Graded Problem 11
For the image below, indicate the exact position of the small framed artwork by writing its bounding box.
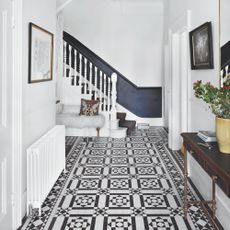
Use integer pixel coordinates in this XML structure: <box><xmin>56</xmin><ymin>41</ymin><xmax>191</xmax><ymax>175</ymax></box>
<box><xmin>189</xmin><ymin>22</ymin><xmax>214</xmax><ymax>70</ymax></box>
<box><xmin>29</xmin><ymin>23</ymin><xmax>54</xmax><ymax>83</ymax></box>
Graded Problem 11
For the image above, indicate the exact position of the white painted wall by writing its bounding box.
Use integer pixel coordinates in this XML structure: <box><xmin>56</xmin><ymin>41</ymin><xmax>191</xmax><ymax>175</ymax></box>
<box><xmin>167</xmin><ymin>1</ymin><xmax>229</xmax><ymax>229</ymax></box>
<box><xmin>168</xmin><ymin>0</ymin><xmax>219</xmax><ymax>132</ymax></box>
<box><xmin>21</xmin><ymin>0</ymin><xmax>57</xmax><ymax>218</ymax></box>
<box><xmin>187</xmin><ymin>0</ymin><xmax>219</xmax><ymax>133</ymax></box>
<box><xmin>62</xmin><ymin>0</ymin><xmax>164</xmax><ymax>87</ymax></box>
<box><xmin>56</xmin><ymin>12</ymin><xmax>64</xmax><ymax>101</ymax></box>
<box><xmin>220</xmin><ymin>0</ymin><xmax>230</xmax><ymax>46</ymax></box>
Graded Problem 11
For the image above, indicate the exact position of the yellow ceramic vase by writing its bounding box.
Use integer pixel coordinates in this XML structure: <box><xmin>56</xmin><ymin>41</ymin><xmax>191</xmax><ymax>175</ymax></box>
<box><xmin>216</xmin><ymin>117</ymin><xmax>230</xmax><ymax>154</ymax></box>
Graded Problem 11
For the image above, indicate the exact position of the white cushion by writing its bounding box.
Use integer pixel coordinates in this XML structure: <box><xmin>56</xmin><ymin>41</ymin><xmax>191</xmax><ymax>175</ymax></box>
<box><xmin>62</xmin><ymin>104</ymin><xmax>80</xmax><ymax>114</ymax></box>
<box><xmin>57</xmin><ymin>113</ymin><xmax>105</xmax><ymax>128</ymax></box>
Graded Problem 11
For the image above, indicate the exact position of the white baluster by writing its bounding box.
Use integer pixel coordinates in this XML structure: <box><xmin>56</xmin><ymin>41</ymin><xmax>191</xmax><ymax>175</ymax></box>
<box><xmin>103</xmin><ymin>73</ymin><xmax>106</xmax><ymax>111</ymax></box>
<box><xmin>63</xmin><ymin>41</ymin><xmax>67</xmax><ymax>77</ymax></box>
<box><xmin>84</xmin><ymin>58</ymin><xmax>87</xmax><ymax>95</ymax></box>
<box><xmin>68</xmin><ymin>44</ymin><xmax>72</xmax><ymax>77</ymax></box>
<box><xmin>74</xmin><ymin>49</ymin><xmax>77</xmax><ymax>85</ymax></box>
<box><xmin>221</xmin><ymin>69</ymin><xmax>224</xmax><ymax>87</ymax></box>
<box><xmin>94</xmin><ymin>66</ymin><xmax>98</xmax><ymax>100</ymax></box>
<box><xmin>225</xmin><ymin>65</ymin><xmax>229</xmax><ymax>77</ymax></box>
<box><xmin>89</xmin><ymin>62</ymin><xmax>92</xmax><ymax>97</ymax></box>
<box><xmin>111</xmin><ymin>73</ymin><xmax>117</xmax><ymax>121</ymax></box>
<box><xmin>99</xmin><ymin>70</ymin><xmax>103</xmax><ymax>111</ymax></box>
<box><xmin>79</xmin><ymin>54</ymin><xmax>82</xmax><ymax>89</ymax></box>
<box><xmin>108</xmin><ymin>77</ymin><xmax>111</xmax><ymax>112</ymax></box>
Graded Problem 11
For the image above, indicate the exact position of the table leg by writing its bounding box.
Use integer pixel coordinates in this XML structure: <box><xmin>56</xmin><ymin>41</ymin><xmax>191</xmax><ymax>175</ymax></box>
<box><xmin>212</xmin><ymin>175</ymin><xmax>217</xmax><ymax>219</ymax></box>
<box><xmin>182</xmin><ymin>143</ymin><xmax>188</xmax><ymax>219</ymax></box>
<box><xmin>96</xmin><ymin>127</ymin><xmax>100</xmax><ymax>137</ymax></box>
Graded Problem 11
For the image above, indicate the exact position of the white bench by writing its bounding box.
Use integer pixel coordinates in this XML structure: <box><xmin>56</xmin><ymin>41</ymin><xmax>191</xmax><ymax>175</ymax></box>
<box><xmin>56</xmin><ymin>104</ymin><xmax>105</xmax><ymax>137</ymax></box>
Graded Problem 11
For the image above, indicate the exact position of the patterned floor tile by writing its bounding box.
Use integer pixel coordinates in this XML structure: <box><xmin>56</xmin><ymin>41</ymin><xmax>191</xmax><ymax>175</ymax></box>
<box><xmin>21</xmin><ymin>128</ymin><xmax>221</xmax><ymax>230</ymax></box>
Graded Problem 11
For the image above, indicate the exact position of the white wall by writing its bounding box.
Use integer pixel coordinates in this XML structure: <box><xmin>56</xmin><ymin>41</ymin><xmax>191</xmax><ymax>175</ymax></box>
<box><xmin>167</xmin><ymin>1</ymin><xmax>230</xmax><ymax>229</ymax></box>
<box><xmin>168</xmin><ymin>0</ymin><xmax>219</xmax><ymax>132</ymax></box>
<box><xmin>187</xmin><ymin>0</ymin><xmax>219</xmax><ymax>132</ymax></box>
<box><xmin>220</xmin><ymin>0</ymin><xmax>230</xmax><ymax>46</ymax></box>
<box><xmin>62</xmin><ymin>0</ymin><xmax>164</xmax><ymax>87</ymax></box>
<box><xmin>21</xmin><ymin>0</ymin><xmax>57</xmax><ymax>218</ymax></box>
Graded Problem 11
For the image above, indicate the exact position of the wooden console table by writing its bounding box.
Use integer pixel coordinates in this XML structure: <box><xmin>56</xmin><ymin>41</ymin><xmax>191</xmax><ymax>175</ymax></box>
<box><xmin>181</xmin><ymin>133</ymin><xmax>230</xmax><ymax>219</ymax></box>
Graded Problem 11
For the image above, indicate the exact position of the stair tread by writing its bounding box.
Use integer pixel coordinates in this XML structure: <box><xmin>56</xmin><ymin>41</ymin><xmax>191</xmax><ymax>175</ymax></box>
<box><xmin>120</xmin><ymin>120</ymin><xmax>136</xmax><ymax>126</ymax></box>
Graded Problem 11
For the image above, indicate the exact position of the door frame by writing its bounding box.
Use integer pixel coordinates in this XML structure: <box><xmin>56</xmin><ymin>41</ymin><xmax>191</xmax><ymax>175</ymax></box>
<box><xmin>168</xmin><ymin>10</ymin><xmax>191</xmax><ymax>150</ymax></box>
<box><xmin>12</xmin><ymin>0</ymin><xmax>23</xmax><ymax>228</ymax></box>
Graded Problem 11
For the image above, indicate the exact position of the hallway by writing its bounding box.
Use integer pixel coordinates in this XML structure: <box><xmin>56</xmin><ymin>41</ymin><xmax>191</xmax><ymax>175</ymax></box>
<box><xmin>21</xmin><ymin>127</ymin><xmax>217</xmax><ymax>230</ymax></box>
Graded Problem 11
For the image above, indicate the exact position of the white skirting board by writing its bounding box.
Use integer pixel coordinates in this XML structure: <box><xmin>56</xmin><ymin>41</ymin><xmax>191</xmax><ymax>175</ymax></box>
<box><xmin>137</xmin><ymin>123</ymin><xmax>150</xmax><ymax>129</ymax></box>
<box><xmin>116</xmin><ymin>103</ymin><xmax>164</xmax><ymax>126</ymax></box>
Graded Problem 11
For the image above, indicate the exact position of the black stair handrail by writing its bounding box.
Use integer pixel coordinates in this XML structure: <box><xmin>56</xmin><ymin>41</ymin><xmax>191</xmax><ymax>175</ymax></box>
<box><xmin>221</xmin><ymin>41</ymin><xmax>230</xmax><ymax>69</ymax></box>
<box><xmin>64</xmin><ymin>31</ymin><xmax>158</xmax><ymax>90</ymax></box>
<box><xmin>63</xmin><ymin>31</ymin><xmax>162</xmax><ymax>118</ymax></box>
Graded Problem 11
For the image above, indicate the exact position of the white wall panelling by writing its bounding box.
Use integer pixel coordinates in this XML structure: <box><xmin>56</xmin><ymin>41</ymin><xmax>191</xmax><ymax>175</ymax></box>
<box><xmin>0</xmin><ymin>0</ymin><xmax>19</xmax><ymax>228</ymax></box>
<box><xmin>12</xmin><ymin>0</ymin><xmax>23</xmax><ymax>227</ymax></box>
<box><xmin>0</xmin><ymin>158</ymin><xmax>7</xmax><ymax>219</ymax></box>
<box><xmin>163</xmin><ymin>45</ymin><xmax>169</xmax><ymax>128</ymax></box>
<box><xmin>0</xmin><ymin>10</ymin><xmax>7</xmax><ymax>127</ymax></box>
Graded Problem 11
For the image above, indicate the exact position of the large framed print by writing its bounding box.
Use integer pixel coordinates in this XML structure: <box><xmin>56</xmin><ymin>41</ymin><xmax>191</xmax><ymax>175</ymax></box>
<box><xmin>189</xmin><ymin>22</ymin><xmax>214</xmax><ymax>70</ymax></box>
<box><xmin>29</xmin><ymin>23</ymin><xmax>54</xmax><ymax>83</ymax></box>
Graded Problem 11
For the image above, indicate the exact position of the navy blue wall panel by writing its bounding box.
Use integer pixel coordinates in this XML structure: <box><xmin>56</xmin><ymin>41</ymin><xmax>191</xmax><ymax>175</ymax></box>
<box><xmin>64</xmin><ymin>32</ymin><xmax>162</xmax><ymax>118</ymax></box>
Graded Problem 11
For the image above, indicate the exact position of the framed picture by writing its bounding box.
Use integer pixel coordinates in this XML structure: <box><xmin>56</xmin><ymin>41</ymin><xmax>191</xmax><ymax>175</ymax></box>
<box><xmin>189</xmin><ymin>22</ymin><xmax>214</xmax><ymax>70</ymax></box>
<box><xmin>29</xmin><ymin>23</ymin><xmax>54</xmax><ymax>83</ymax></box>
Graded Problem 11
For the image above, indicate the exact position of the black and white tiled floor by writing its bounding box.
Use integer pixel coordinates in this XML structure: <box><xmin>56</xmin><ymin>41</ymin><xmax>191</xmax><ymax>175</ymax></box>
<box><xmin>21</xmin><ymin>127</ymin><xmax>221</xmax><ymax>230</ymax></box>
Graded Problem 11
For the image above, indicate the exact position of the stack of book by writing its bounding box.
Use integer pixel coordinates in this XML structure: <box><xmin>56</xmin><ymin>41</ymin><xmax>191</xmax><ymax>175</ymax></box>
<box><xmin>197</xmin><ymin>130</ymin><xmax>216</xmax><ymax>142</ymax></box>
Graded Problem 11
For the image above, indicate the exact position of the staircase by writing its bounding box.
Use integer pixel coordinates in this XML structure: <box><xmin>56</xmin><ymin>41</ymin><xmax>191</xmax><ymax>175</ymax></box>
<box><xmin>62</xmin><ymin>37</ymin><xmax>128</xmax><ymax>137</ymax></box>
<box><xmin>117</xmin><ymin>112</ymin><xmax>136</xmax><ymax>135</ymax></box>
<box><xmin>61</xmin><ymin>32</ymin><xmax>163</xmax><ymax>137</ymax></box>
<box><xmin>63</xmin><ymin>32</ymin><xmax>162</xmax><ymax>118</ymax></box>
<box><xmin>221</xmin><ymin>41</ymin><xmax>230</xmax><ymax>87</ymax></box>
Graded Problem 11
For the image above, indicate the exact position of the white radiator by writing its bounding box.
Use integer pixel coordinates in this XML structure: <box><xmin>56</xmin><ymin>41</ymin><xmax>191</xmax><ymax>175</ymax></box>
<box><xmin>27</xmin><ymin>125</ymin><xmax>65</xmax><ymax>216</ymax></box>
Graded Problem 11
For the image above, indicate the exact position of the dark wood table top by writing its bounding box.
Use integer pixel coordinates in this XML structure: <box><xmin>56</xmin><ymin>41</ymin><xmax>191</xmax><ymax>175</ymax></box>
<box><xmin>181</xmin><ymin>132</ymin><xmax>230</xmax><ymax>197</ymax></box>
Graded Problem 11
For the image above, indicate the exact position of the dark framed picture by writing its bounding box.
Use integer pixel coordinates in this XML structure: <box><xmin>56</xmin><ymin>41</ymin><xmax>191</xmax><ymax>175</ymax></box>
<box><xmin>29</xmin><ymin>23</ymin><xmax>54</xmax><ymax>83</ymax></box>
<box><xmin>189</xmin><ymin>22</ymin><xmax>214</xmax><ymax>70</ymax></box>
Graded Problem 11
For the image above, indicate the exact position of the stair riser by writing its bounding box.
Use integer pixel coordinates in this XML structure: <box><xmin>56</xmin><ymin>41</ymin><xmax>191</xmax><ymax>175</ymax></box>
<box><xmin>110</xmin><ymin>119</ymin><xmax>119</xmax><ymax>129</ymax></box>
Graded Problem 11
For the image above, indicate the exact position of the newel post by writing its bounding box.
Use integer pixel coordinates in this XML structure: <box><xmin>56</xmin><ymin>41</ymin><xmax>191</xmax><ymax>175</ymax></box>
<box><xmin>111</xmin><ymin>73</ymin><xmax>117</xmax><ymax>121</ymax></box>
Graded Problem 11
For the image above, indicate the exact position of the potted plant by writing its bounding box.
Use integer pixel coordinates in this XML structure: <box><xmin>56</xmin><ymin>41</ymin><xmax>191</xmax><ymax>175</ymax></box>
<box><xmin>193</xmin><ymin>78</ymin><xmax>230</xmax><ymax>154</ymax></box>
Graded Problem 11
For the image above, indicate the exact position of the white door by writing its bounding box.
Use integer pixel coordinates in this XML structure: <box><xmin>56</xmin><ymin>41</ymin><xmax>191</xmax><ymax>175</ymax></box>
<box><xmin>0</xmin><ymin>0</ymin><xmax>13</xmax><ymax>229</ymax></box>
<box><xmin>168</xmin><ymin>31</ymin><xmax>189</xmax><ymax>150</ymax></box>
<box><xmin>167</xmin><ymin>11</ymin><xmax>190</xmax><ymax>151</ymax></box>
<box><xmin>169</xmin><ymin>33</ymin><xmax>181</xmax><ymax>150</ymax></box>
<box><xmin>180</xmin><ymin>31</ymin><xmax>188</xmax><ymax>133</ymax></box>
